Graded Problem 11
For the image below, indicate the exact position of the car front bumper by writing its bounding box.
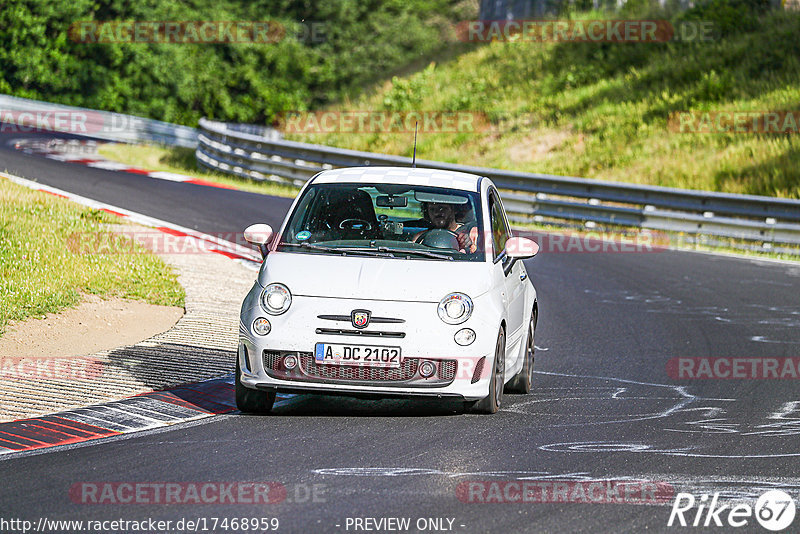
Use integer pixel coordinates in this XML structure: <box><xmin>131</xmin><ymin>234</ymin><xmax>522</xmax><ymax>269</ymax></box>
<box><xmin>238</xmin><ymin>285</ymin><xmax>501</xmax><ymax>401</ymax></box>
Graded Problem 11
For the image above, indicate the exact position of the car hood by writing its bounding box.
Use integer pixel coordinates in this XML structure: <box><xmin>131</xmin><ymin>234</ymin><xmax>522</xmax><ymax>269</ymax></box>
<box><xmin>257</xmin><ymin>251</ymin><xmax>490</xmax><ymax>302</ymax></box>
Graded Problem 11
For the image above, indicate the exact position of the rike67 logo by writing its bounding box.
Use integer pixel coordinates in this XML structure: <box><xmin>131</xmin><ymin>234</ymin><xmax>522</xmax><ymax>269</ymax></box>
<box><xmin>668</xmin><ymin>490</ymin><xmax>796</xmax><ymax>531</ymax></box>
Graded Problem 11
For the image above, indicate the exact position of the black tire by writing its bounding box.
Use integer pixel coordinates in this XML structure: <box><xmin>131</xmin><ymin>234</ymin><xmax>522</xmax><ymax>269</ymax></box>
<box><xmin>469</xmin><ymin>329</ymin><xmax>505</xmax><ymax>414</ymax></box>
<box><xmin>506</xmin><ymin>307</ymin><xmax>536</xmax><ymax>394</ymax></box>
<box><xmin>235</xmin><ymin>355</ymin><xmax>276</xmax><ymax>414</ymax></box>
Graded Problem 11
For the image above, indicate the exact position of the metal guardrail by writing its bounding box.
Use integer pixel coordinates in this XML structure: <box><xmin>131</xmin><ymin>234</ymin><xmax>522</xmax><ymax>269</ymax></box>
<box><xmin>196</xmin><ymin>117</ymin><xmax>800</xmax><ymax>249</ymax></box>
<box><xmin>0</xmin><ymin>94</ymin><xmax>197</xmax><ymax>148</ymax></box>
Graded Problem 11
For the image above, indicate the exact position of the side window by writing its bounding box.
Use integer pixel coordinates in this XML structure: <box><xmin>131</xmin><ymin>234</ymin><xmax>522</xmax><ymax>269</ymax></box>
<box><xmin>489</xmin><ymin>191</ymin><xmax>510</xmax><ymax>260</ymax></box>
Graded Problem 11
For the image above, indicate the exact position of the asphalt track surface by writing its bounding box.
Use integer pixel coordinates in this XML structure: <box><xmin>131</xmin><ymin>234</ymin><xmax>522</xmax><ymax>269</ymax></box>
<box><xmin>2</xmin><ymin>130</ymin><xmax>800</xmax><ymax>533</ymax></box>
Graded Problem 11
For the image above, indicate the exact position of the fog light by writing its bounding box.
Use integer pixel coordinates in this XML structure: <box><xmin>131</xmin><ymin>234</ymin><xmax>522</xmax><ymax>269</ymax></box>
<box><xmin>283</xmin><ymin>354</ymin><xmax>298</xmax><ymax>370</ymax></box>
<box><xmin>252</xmin><ymin>317</ymin><xmax>271</xmax><ymax>336</ymax></box>
<box><xmin>419</xmin><ymin>360</ymin><xmax>437</xmax><ymax>378</ymax></box>
<box><xmin>454</xmin><ymin>328</ymin><xmax>476</xmax><ymax>346</ymax></box>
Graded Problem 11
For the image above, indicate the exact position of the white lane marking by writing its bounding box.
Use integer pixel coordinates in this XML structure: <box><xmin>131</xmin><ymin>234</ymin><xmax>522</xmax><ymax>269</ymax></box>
<box><xmin>766</xmin><ymin>401</ymin><xmax>800</xmax><ymax>421</ymax></box>
<box><xmin>751</xmin><ymin>335</ymin><xmax>800</xmax><ymax>344</ymax></box>
<box><xmin>528</xmin><ymin>373</ymin><xmax>800</xmax><ymax>456</ymax></box>
<box><xmin>519</xmin><ymin>370</ymin><xmax>697</xmax><ymax>426</ymax></box>
<box><xmin>611</xmin><ymin>388</ymin><xmax>627</xmax><ymax>399</ymax></box>
<box><xmin>671</xmin><ymin>245</ymin><xmax>800</xmax><ymax>267</ymax></box>
<box><xmin>43</xmin><ymin>153</ymin><xmax>96</xmax><ymax>162</ymax></box>
<box><xmin>741</xmin><ymin>401</ymin><xmax>800</xmax><ymax>437</ymax></box>
<box><xmin>148</xmin><ymin>171</ymin><xmax>193</xmax><ymax>182</ymax></box>
<box><xmin>539</xmin><ymin>440</ymin><xmax>800</xmax><ymax>458</ymax></box>
<box><xmin>314</xmin><ymin>468</ymin><xmax>445</xmax><ymax>477</ymax></box>
<box><xmin>663</xmin><ymin>419</ymin><xmax>740</xmax><ymax>434</ymax></box>
<box><xmin>309</xmin><ymin>467</ymin><xmax>800</xmax><ymax>503</ymax></box>
<box><xmin>86</xmin><ymin>161</ymin><xmax>132</xmax><ymax>170</ymax></box>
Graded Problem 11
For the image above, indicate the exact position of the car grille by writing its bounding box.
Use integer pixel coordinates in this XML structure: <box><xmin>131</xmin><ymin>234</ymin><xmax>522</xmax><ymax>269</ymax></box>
<box><xmin>263</xmin><ymin>350</ymin><xmax>456</xmax><ymax>387</ymax></box>
<box><xmin>471</xmin><ymin>356</ymin><xmax>486</xmax><ymax>384</ymax></box>
<box><xmin>314</xmin><ymin>328</ymin><xmax>405</xmax><ymax>338</ymax></box>
<box><xmin>315</xmin><ymin>314</ymin><xmax>406</xmax><ymax>338</ymax></box>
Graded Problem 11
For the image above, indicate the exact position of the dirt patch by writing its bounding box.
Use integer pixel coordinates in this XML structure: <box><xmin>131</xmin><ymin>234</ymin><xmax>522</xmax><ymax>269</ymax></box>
<box><xmin>507</xmin><ymin>130</ymin><xmax>574</xmax><ymax>164</ymax></box>
<box><xmin>0</xmin><ymin>294</ymin><xmax>184</xmax><ymax>358</ymax></box>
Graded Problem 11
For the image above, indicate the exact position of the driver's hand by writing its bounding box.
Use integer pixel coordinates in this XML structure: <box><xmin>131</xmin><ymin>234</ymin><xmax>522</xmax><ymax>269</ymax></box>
<box><xmin>457</xmin><ymin>228</ymin><xmax>478</xmax><ymax>253</ymax></box>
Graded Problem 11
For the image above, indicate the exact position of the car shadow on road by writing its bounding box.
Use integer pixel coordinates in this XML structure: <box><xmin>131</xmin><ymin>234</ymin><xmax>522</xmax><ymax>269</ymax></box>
<box><xmin>103</xmin><ymin>341</ymin><xmax>234</xmax><ymax>395</ymax></box>
<box><xmin>104</xmin><ymin>341</ymin><xmax>468</xmax><ymax>417</ymax></box>
<box><xmin>265</xmin><ymin>394</ymin><xmax>467</xmax><ymax>418</ymax></box>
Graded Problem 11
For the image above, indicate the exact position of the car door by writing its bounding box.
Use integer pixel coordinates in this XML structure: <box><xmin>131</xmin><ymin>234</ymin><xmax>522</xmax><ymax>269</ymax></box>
<box><xmin>488</xmin><ymin>189</ymin><xmax>525</xmax><ymax>361</ymax></box>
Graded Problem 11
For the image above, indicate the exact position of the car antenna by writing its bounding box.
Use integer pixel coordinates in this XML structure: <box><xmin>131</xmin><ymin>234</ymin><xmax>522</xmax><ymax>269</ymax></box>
<box><xmin>412</xmin><ymin>121</ymin><xmax>418</xmax><ymax>168</ymax></box>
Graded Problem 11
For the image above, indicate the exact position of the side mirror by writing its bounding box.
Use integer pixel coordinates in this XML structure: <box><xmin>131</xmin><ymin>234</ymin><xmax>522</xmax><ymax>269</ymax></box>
<box><xmin>506</xmin><ymin>236</ymin><xmax>539</xmax><ymax>259</ymax></box>
<box><xmin>501</xmin><ymin>237</ymin><xmax>539</xmax><ymax>276</ymax></box>
<box><xmin>243</xmin><ymin>224</ymin><xmax>274</xmax><ymax>258</ymax></box>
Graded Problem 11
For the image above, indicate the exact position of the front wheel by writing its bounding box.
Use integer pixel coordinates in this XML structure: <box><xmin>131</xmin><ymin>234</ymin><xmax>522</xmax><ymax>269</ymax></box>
<box><xmin>468</xmin><ymin>329</ymin><xmax>505</xmax><ymax>414</ymax></box>
<box><xmin>506</xmin><ymin>307</ymin><xmax>536</xmax><ymax>394</ymax></box>
<box><xmin>235</xmin><ymin>354</ymin><xmax>276</xmax><ymax>414</ymax></box>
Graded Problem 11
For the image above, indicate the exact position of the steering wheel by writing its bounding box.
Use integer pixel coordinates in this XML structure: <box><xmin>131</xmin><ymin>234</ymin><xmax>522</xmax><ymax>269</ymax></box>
<box><xmin>339</xmin><ymin>218</ymin><xmax>373</xmax><ymax>232</ymax></box>
<box><xmin>414</xmin><ymin>228</ymin><xmax>461</xmax><ymax>250</ymax></box>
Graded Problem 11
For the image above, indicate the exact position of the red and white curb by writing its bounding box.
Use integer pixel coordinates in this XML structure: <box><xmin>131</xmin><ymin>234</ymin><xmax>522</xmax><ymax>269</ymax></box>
<box><xmin>1</xmin><ymin>171</ymin><xmax>262</xmax><ymax>269</ymax></box>
<box><xmin>13</xmin><ymin>138</ymin><xmax>237</xmax><ymax>190</ymax></box>
<box><xmin>0</xmin><ymin>376</ymin><xmax>236</xmax><ymax>455</ymax></box>
<box><xmin>0</xmin><ymin>376</ymin><xmax>295</xmax><ymax>456</ymax></box>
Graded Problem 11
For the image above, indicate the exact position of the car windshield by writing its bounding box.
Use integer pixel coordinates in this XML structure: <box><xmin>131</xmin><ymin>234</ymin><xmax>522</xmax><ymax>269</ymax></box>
<box><xmin>277</xmin><ymin>183</ymin><xmax>484</xmax><ymax>261</ymax></box>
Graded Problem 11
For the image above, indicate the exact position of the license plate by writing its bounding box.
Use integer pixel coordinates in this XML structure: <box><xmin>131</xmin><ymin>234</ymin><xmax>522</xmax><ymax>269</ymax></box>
<box><xmin>314</xmin><ymin>343</ymin><xmax>401</xmax><ymax>368</ymax></box>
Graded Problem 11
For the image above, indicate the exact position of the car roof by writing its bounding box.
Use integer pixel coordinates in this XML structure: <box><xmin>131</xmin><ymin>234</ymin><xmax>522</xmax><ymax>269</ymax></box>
<box><xmin>310</xmin><ymin>166</ymin><xmax>483</xmax><ymax>192</ymax></box>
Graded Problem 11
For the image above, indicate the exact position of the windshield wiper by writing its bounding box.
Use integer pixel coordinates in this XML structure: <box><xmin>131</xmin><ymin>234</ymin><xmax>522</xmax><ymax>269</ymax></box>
<box><xmin>280</xmin><ymin>242</ymin><xmax>394</xmax><ymax>258</ymax></box>
<box><xmin>280</xmin><ymin>242</ymin><xmax>451</xmax><ymax>260</ymax></box>
<box><xmin>372</xmin><ymin>247</ymin><xmax>453</xmax><ymax>261</ymax></box>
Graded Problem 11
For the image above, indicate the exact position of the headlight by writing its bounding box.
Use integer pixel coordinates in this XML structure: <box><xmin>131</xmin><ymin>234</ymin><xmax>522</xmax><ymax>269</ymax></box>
<box><xmin>438</xmin><ymin>293</ymin><xmax>473</xmax><ymax>324</ymax></box>
<box><xmin>260</xmin><ymin>283</ymin><xmax>292</xmax><ymax>315</ymax></box>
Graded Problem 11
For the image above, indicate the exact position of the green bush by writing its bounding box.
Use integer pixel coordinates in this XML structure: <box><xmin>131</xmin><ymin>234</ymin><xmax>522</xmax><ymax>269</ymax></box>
<box><xmin>678</xmin><ymin>0</ymin><xmax>773</xmax><ymax>37</ymax></box>
<box><xmin>0</xmin><ymin>0</ymin><xmax>470</xmax><ymax>126</ymax></box>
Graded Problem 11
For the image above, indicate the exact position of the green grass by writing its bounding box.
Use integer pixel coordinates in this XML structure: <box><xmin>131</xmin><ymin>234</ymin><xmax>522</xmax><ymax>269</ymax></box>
<box><xmin>0</xmin><ymin>178</ymin><xmax>185</xmax><ymax>336</ymax></box>
<box><xmin>97</xmin><ymin>143</ymin><xmax>300</xmax><ymax>198</ymax></box>
<box><xmin>288</xmin><ymin>8</ymin><xmax>800</xmax><ymax>199</ymax></box>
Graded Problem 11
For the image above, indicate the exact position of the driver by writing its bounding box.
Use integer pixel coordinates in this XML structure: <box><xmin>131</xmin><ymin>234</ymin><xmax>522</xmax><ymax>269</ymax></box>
<box><xmin>414</xmin><ymin>202</ymin><xmax>478</xmax><ymax>253</ymax></box>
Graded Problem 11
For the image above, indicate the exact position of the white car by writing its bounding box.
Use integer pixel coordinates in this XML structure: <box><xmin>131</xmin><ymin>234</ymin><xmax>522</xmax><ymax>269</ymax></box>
<box><xmin>237</xmin><ymin>166</ymin><xmax>539</xmax><ymax>414</ymax></box>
